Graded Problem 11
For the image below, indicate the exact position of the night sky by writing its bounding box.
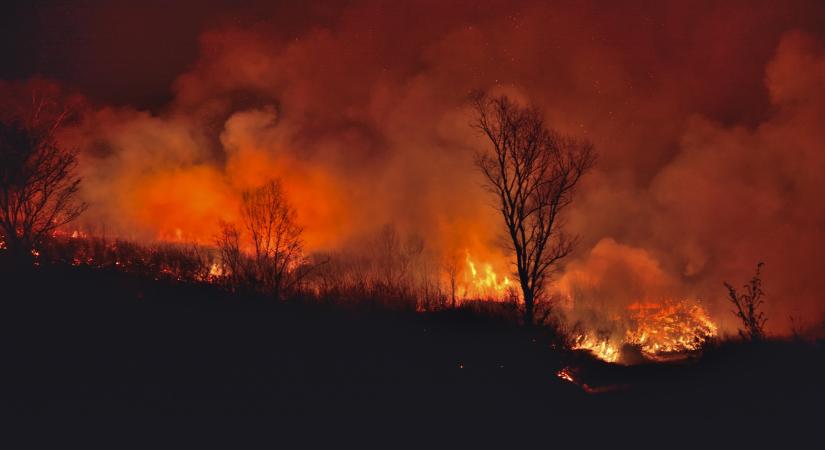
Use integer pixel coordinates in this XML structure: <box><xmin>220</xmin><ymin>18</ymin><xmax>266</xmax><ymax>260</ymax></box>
<box><xmin>1</xmin><ymin>0</ymin><xmax>346</xmax><ymax>107</ymax></box>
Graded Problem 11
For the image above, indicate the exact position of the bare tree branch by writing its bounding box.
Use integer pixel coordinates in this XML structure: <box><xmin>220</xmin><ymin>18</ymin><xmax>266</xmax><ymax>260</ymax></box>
<box><xmin>471</xmin><ymin>93</ymin><xmax>596</xmax><ymax>326</ymax></box>
<box><xmin>0</xmin><ymin>92</ymin><xmax>86</xmax><ymax>263</ymax></box>
<box><xmin>239</xmin><ymin>180</ymin><xmax>305</xmax><ymax>298</ymax></box>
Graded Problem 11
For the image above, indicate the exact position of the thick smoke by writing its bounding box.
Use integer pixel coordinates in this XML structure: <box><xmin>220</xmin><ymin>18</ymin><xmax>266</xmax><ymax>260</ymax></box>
<box><xmin>6</xmin><ymin>1</ymin><xmax>825</xmax><ymax>334</ymax></box>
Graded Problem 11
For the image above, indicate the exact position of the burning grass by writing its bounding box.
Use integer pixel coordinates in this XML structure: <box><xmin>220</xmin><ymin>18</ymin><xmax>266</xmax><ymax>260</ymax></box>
<box><xmin>572</xmin><ymin>300</ymin><xmax>718</xmax><ymax>364</ymax></box>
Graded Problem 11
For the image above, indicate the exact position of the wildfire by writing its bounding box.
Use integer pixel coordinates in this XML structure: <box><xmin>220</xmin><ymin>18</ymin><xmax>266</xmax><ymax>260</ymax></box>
<box><xmin>572</xmin><ymin>300</ymin><xmax>717</xmax><ymax>364</ymax></box>
<box><xmin>625</xmin><ymin>300</ymin><xmax>717</xmax><ymax>358</ymax></box>
<box><xmin>208</xmin><ymin>263</ymin><xmax>223</xmax><ymax>277</ymax></box>
<box><xmin>572</xmin><ymin>334</ymin><xmax>621</xmax><ymax>363</ymax></box>
<box><xmin>463</xmin><ymin>251</ymin><xmax>513</xmax><ymax>299</ymax></box>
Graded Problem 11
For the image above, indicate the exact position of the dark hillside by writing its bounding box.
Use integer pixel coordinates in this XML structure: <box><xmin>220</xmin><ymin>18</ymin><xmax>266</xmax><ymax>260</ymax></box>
<box><xmin>3</xmin><ymin>264</ymin><xmax>823</xmax><ymax>419</ymax></box>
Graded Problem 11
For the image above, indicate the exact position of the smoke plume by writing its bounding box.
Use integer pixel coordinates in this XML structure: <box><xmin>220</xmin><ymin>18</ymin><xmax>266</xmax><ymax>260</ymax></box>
<box><xmin>5</xmin><ymin>0</ymin><xmax>825</xmax><ymax>334</ymax></box>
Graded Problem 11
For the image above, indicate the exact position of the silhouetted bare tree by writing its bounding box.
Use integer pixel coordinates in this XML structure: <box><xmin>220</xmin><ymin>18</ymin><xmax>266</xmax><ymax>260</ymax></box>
<box><xmin>241</xmin><ymin>180</ymin><xmax>304</xmax><ymax>297</ymax></box>
<box><xmin>0</xmin><ymin>94</ymin><xmax>86</xmax><ymax>262</ymax></box>
<box><xmin>443</xmin><ymin>251</ymin><xmax>461</xmax><ymax>308</ymax></box>
<box><xmin>215</xmin><ymin>220</ymin><xmax>245</xmax><ymax>290</ymax></box>
<box><xmin>472</xmin><ymin>93</ymin><xmax>595</xmax><ymax>326</ymax></box>
<box><xmin>724</xmin><ymin>262</ymin><xmax>767</xmax><ymax>342</ymax></box>
<box><xmin>376</xmin><ymin>223</ymin><xmax>403</xmax><ymax>291</ymax></box>
<box><xmin>372</xmin><ymin>223</ymin><xmax>425</xmax><ymax>305</ymax></box>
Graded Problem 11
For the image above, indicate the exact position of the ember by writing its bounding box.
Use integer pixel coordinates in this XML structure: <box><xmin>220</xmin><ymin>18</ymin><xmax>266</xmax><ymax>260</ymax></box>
<box><xmin>556</xmin><ymin>366</ymin><xmax>627</xmax><ymax>394</ymax></box>
<box><xmin>556</xmin><ymin>367</ymin><xmax>576</xmax><ymax>383</ymax></box>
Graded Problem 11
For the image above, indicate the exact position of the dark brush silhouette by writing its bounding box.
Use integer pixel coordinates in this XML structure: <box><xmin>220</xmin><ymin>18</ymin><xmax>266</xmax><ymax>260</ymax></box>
<box><xmin>724</xmin><ymin>262</ymin><xmax>768</xmax><ymax>342</ymax></box>
<box><xmin>3</xmin><ymin>255</ymin><xmax>823</xmax><ymax>419</ymax></box>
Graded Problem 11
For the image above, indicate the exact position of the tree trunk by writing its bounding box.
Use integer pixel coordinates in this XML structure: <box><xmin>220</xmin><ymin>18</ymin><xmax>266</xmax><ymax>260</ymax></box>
<box><xmin>2</xmin><ymin>234</ymin><xmax>34</xmax><ymax>269</ymax></box>
<box><xmin>450</xmin><ymin>278</ymin><xmax>456</xmax><ymax>308</ymax></box>
<box><xmin>523</xmin><ymin>289</ymin><xmax>535</xmax><ymax>327</ymax></box>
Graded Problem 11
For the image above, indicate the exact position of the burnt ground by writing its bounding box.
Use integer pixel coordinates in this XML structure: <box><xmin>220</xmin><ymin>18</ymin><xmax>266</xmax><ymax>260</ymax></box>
<box><xmin>2</xmin><ymin>264</ymin><xmax>824</xmax><ymax>423</ymax></box>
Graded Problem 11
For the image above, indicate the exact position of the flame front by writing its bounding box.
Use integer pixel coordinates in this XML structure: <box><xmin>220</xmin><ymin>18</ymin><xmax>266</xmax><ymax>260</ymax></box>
<box><xmin>572</xmin><ymin>334</ymin><xmax>621</xmax><ymax>363</ymax></box>
<box><xmin>573</xmin><ymin>300</ymin><xmax>717</xmax><ymax>364</ymax></box>
<box><xmin>625</xmin><ymin>300</ymin><xmax>717</xmax><ymax>357</ymax></box>
<box><xmin>462</xmin><ymin>251</ymin><xmax>513</xmax><ymax>300</ymax></box>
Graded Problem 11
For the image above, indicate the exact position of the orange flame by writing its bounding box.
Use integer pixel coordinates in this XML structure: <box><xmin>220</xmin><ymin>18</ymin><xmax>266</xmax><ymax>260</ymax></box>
<box><xmin>573</xmin><ymin>299</ymin><xmax>717</xmax><ymax>364</ymax></box>
<box><xmin>462</xmin><ymin>251</ymin><xmax>513</xmax><ymax>300</ymax></box>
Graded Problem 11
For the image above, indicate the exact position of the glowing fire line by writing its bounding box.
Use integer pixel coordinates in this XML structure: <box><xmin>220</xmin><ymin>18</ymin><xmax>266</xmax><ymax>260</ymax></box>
<box><xmin>462</xmin><ymin>251</ymin><xmax>512</xmax><ymax>300</ymax></box>
<box><xmin>572</xmin><ymin>300</ymin><xmax>717</xmax><ymax>363</ymax></box>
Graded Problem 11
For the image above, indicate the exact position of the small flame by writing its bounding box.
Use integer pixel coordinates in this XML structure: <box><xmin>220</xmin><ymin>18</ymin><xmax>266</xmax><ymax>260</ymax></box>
<box><xmin>557</xmin><ymin>367</ymin><xmax>576</xmax><ymax>383</ymax></box>
<box><xmin>209</xmin><ymin>263</ymin><xmax>223</xmax><ymax>277</ymax></box>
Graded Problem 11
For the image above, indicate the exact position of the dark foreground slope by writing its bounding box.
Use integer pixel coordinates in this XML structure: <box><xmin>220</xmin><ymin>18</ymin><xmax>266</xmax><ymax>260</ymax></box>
<box><xmin>2</xmin><ymin>265</ymin><xmax>823</xmax><ymax>419</ymax></box>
